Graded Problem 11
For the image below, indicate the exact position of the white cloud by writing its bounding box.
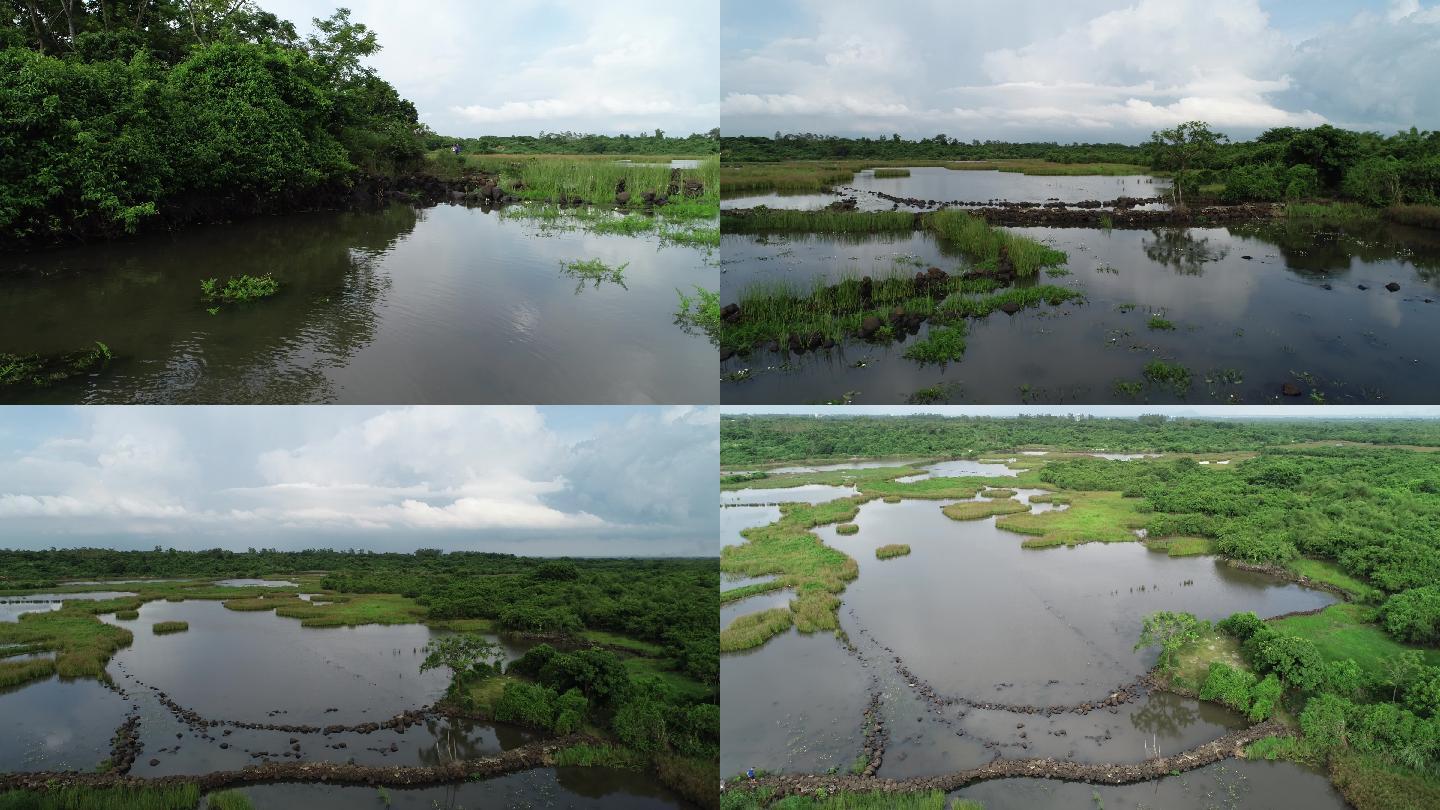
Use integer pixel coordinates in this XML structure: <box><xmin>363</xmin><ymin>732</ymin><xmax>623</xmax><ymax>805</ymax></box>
<box><xmin>722</xmin><ymin>0</ymin><xmax>1440</xmax><ymax>140</ymax></box>
<box><xmin>0</xmin><ymin>407</ymin><xmax>717</xmax><ymax>553</ymax></box>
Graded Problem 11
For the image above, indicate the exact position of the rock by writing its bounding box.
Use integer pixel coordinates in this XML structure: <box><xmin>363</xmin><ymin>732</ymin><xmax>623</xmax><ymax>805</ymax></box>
<box><xmin>149</xmin><ymin>758</ymin><xmax>160</xmax><ymax>767</ymax></box>
<box><xmin>1358</xmin><ymin>284</ymin><xmax>1369</xmax><ymax>290</ymax></box>
<box><xmin>859</xmin><ymin>315</ymin><xmax>883</xmax><ymax>339</ymax></box>
<box><xmin>1321</xmin><ymin>283</ymin><xmax>1332</xmax><ymax>290</ymax></box>
<box><xmin>1281</xmin><ymin>383</ymin><xmax>1302</xmax><ymax>397</ymax></box>
<box><xmin>1385</xmin><ymin>282</ymin><xmax>1401</xmax><ymax>292</ymax></box>
<box><xmin>999</xmin><ymin>301</ymin><xmax>1022</xmax><ymax>315</ymax></box>
<box><xmin>615</xmin><ymin>191</ymin><xmax>630</xmax><ymax>205</ymax></box>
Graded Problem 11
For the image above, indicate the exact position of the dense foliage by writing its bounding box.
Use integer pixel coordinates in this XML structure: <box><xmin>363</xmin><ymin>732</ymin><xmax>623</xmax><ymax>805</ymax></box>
<box><xmin>720</xmin><ymin>414</ymin><xmax>1440</xmax><ymax>464</ymax></box>
<box><xmin>1</xmin><ymin>1</ymin><xmax>425</xmax><ymax>246</ymax></box>
<box><xmin>429</xmin><ymin>129</ymin><xmax>720</xmax><ymax>156</ymax></box>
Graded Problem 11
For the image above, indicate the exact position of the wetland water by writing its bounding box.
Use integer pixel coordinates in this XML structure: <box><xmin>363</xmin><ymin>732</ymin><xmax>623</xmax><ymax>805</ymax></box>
<box><xmin>720</xmin><ymin>481</ymin><xmax>1339</xmax><ymax>804</ymax></box>
<box><xmin>0</xmin><ymin>202</ymin><xmax>715</xmax><ymax>404</ymax></box>
<box><xmin>721</xmin><ymin>220</ymin><xmax>1440</xmax><ymax>403</ymax></box>
<box><xmin>0</xmin><ymin>598</ymin><xmax>688</xmax><ymax>806</ymax></box>
<box><xmin>721</xmin><ymin>168</ymin><xmax>1167</xmax><ymax>211</ymax></box>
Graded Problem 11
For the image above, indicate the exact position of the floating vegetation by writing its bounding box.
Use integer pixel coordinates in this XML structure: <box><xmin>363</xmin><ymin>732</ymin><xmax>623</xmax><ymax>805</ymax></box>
<box><xmin>906</xmin><ymin>381</ymin><xmax>963</xmax><ymax>404</ymax></box>
<box><xmin>0</xmin><ymin>342</ymin><xmax>112</xmax><ymax>389</ymax></box>
<box><xmin>1113</xmin><ymin>380</ymin><xmax>1144</xmax><ymax>398</ymax></box>
<box><xmin>835</xmin><ymin>523</ymin><xmax>859</xmax><ymax>535</ymax></box>
<box><xmin>674</xmin><ymin>286</ymin><xmax>721</xmax><ymax>344</ymax></box>
<box><xmin>560</xmin><ymin>259</ymin><xmax>628</xmax><ymax>290</ymax></box>
<box><xmin>872</xmin><ymin>168</ymin><xmax>911</xmax><ymax>178</ymax></box>
<box><xmin>199</xmin><ymin>274</ymin><xmax>280</xmax><ymax>305</ymax></box>
<box><xmin>1143</xmin><ymin>360</ymin><xmax>1193</xmax><ymax>395</ymax></box>
<box><xmin>1147</xmin><ymin>315</ymin><xmax>1177</xmax><ymax>331</ymax></box>
<box><xmin>875</xmin><ymin>544</ymin><xmax>911</xmax><ymax>559</ymax></box>
<box><xmin>152</xmin><ymin>621</ymin><xmax>189</xmax><ymax>635</ymax></box>
<box><xmin>902</xmin><ymin>324</ymin><xmax>967</xmax><ymax>363</ymax></box>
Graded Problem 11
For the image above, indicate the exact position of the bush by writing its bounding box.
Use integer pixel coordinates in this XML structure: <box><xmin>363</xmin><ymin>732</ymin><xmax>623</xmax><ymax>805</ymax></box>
<box><xmin>1380</xmin><ymin>585</ymin><xmax>1440</xmax><ymax>645</ymax></box>
<box><xmin>613</xmin><ymin>694</ymin><xmax>668</xmax><ymax>754</ymax></box>
<box><xmin>1199</xmin><ymin>661</ymin><xmax>1256</xmax><ymax>713</ymax></box>
<box><xmin>493</xmin><ymin>681</ymin><xmax>556</xmax><ymax>729</ymax></box>
<box><xmin>1253</xmin><ymin>634</ymin><xmax>1326</xmax><ymax>692</ymax></box>
<box><xmin>1217</xmin><ymin>611</ymin><xmax>1267</xmax><ymax>641</ymax></box>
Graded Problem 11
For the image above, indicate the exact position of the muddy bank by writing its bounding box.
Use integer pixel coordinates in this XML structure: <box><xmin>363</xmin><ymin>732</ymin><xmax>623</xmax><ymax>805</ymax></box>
<box><xmin>0</xmin><ymin>734</ymin><xmax>591</xmax><ymax>792</ymax></box>
<box><xmin>732</xmin><ymin>720</ymin><xmax>1288</xmax><ymax>798</ymax></box>
<box><xmin>1225</xmin><ymin>561</ymin><xmax>1359</xmax><ymax>602</ymax></box>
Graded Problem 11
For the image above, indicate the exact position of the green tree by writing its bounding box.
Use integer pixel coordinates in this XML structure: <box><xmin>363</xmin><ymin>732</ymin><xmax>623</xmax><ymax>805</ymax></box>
<box><xmin>1149</xmin><ymin>121</ymin><xmax>1227</xmax><ymax>210</ymax></box>
<box><xmin>420</xmin><ymin>633</ymin><xmax>503</xmax><ymax>681</ymax></box>
<box><xmin>1135</xmin><ymin>611</ymin><xmax>1210</xmax><ymax>672</ymax></box>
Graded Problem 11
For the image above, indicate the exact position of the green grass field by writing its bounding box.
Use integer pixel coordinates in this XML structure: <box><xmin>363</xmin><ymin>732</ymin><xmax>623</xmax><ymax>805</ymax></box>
<box><xmin>997</xmin><ymin>490</ymin><xmax>1148</xmax><ymax>547</ymax></box>
<box><xmin>1271</xmin><ymin>603</ymin><xmax>1440</xmax><ymax>677</ymax></box>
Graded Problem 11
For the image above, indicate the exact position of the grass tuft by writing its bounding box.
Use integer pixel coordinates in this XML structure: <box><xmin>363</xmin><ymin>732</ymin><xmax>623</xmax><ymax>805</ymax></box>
<box><xmin>875</xmin><ymin>544</ymin><xmax>911</xmax><ymax>560</ymax></box>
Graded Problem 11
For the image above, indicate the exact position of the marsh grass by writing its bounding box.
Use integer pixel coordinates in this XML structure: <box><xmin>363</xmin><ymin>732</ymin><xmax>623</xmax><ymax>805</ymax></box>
<box><xmin>0</xmin><ymin>608</ymin><xmax>133</xmax><ymax>681</ymax></box>
<box><xmin>1147</xmin><ymin>316</ymin><xmax>1176</xmax><ymax>331</ymax></box>
<box><xmin>835</xmin><ymin>523</ymin><xmax>859</xmax><ymax>535</ymax></box>
<box><xmin>720</xmin><ymin>607</ymin><xmax>794</xmax><ymax>653</ymax></box>
<box><xmin>1143</xmin><ymin>361</ymin><xmax>1193</xmax><ymax>395</ymax></box>
<box><xmin>722</xmin><ymin>271</ymin><xmax>1076</xmax><ymax>353</ymax></box>
<box><xmin>871</xmin><ymin>168</ymin><xmax>911</xmax><ymax>178</ymax></box>
<box><xmin>1287</xmin><ymin>559</ymin><xmax>1383</xmax><ymax>603</ymax></box>
<box><xmin>902</xmin><ymin>324</ymin><xmax>967</xmax><ymax>363</ymax></box>
<box><xmin>719</xmin><ymin>789</ymin><xmax>950</xmax><ymax>809</ymax></box>
<box><xmin>720</xmin><ymin>158</ymin><xmax>1153</xmax><ymax>196</ymax></box>
<box><xmin>1283</xmin><ymin>201</ymin><xmax>1382</xmax><ymax>229</ymax></box>
<box><xmin>152</xmin><ymin>621</ymin><xmax>188</xmax><ymax>635</ymax></box>
<box><xmin>720</xmin><ymin>580</ymin><xmax>786</xmax><ymax>604</ymax></box>
<box><xmin>205</xmin><ymin>790</ymin><xmax>254</xmax><ymax>810</ymax></box>
<box><xmin>875</xmin><ymin>544</ymin><xmax>911</xmax><ymax>559</ymax></box>
<box><xmin>0</xmin><ymin>657</ymin><xmax>55</xmax><ymax>688</ymax></box>
<box><xmin>114</xmin><ymin>609</ymin><xmax>139</xmax><ymax>620</ymax></box>
<box><xmin>906</xmin><ymin>381</ymin><xmax>963</xmax><ymax>404</ymax></box>
<box><xmin>948</xmin><ymin>159</ymin><xmax>1153</xmax><ymax>176</ymax></box>
<box><xmin>941</xmin><ymin>499</ymin><xmax>1029</xmax><ymax>521</ymax></box>
<box><xmin>453</xmin><ymin>154</ymin><xmax>719</xmax><ymax>210</ymax></box>
<box><xmin>1385</xmin><ymin>203</ymin><xmax>1440</xmax><ymax>230</ymax></box>
<box><xmin>0</xmin><ymin>785</ymin><xmax>201</xmax><ymax>810</ymax></box>
<box><xmin>272</xmin><ymin>592</ymin><xmax>425</xmax><ymax>627</ymax></box>
<box><xmin>222</xmin><ymin>594</ymin><xmax>304</xmax><ymax>612</ymax></box>
<box><xmin>1270</xmin><ymin>603</ymin><xmax>1440</xmax><ymax>676</ymax></box>
<box><xmin>721</xmin><ymin>209</ymin><xmax>916</xmax><ymax>234</ymax></box>
<box><xmin>997</xmin><ymin>491</ymin><xmax>1148</xmax><ymax>547</ymax></box>
<box><xmin>200</xmin><ymin>274</ymin><xmax>279</xmax><ymax>305</ymax></box>
<box><xmin>980</xmin><ymin>488</ymin><xmax>1017</xmax><ymax>498</ymax></box>
<box><xmin>553</xmin><ymin>743</ymin><xmax>648</xmax><ymax>769</ymax></box>
<box><xmin>1145</xmin><ymin>536</ymin><xmax>1215</xmax><ymax>557</ymax></box>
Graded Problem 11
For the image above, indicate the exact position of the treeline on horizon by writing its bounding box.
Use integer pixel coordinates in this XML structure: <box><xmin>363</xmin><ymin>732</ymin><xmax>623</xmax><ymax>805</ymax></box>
<box><xmin>719</xmin><ymin>414</ymin><xmax>1440</xmax><ymax>464</ymax></box>
<box><xmin>425</xmin><ymin>129</ymin><xmax>720</xmax><ymax>156</ymax></box>
<box><xmin>724</xmin><ymin>124</ymin><xmax>1440</xmax><ymax>212</ymax></box>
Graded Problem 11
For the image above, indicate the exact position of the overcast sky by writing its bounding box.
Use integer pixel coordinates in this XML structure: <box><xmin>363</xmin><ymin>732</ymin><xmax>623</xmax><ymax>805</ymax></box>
<box><xmin>264</xmin><ymin>0</ymin><xmax>719</xmax><ymax>137</ymax></box>
<box><xmin>0</xmin><ymin>406</ymin><xmax>717</xmax><ymax>556</ymax></box>
<box><xmin>721</xmin><ymin>0</ymin><xmax>1440</xmax><ymax>142</ymax></box>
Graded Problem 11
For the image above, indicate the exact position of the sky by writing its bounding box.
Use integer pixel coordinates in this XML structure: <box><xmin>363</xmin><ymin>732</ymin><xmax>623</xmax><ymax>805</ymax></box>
<box><xmin>264</xmin><ymin>0</ymin><xmax>719</xmax><ymax>137</ymax></box>
<box><xmin>0</xmin><ymin>406</ymin><xmax>718</xmax><ymax>556</ymax></box>
<box><xmin>721</xmin><ymin>0</ymin><xmax>1440</xmax><ymax>141</ymax></box>
<box><xmin>723</xmin><ymin>405</ymin><xmax>1440</xmax><ymax>418</ymax></box>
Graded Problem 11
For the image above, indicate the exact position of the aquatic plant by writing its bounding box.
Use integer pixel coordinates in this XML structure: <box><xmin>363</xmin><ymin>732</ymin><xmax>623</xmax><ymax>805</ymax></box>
<box><xmin>199</xmin><ymin>274</ymin><xmax>280</xmax><ymax>305</ymax></box>
<box><xmin>941</xmin><ymin>499</ymin><xmax>1028</xmax><ymax>521</ymax></box>
<box><xmin>1385</xmin><ymin>203</ymin><xmax>1440</xmax><ymax>230</ymax></box>
<box><xmin>152</xmin><ymin>621</ymin><xmax>188</xmax><ymax>634</ymax></box>
<box><xmin>674</xmin><ymin>286</ymin><xmax>721</xmax><ymax>343</ymax></box>
<box><xmin>0</xmin><ymin>658</ymin><xmax>56</xmax><ymax>688</ymax></box>
<box><xmin>875</xmin><ymin>544</ymin><xmax>911</xmax><ymax>559</ymax></box>
<box><xmin>906</xmin><ymin>381</ymin><xmax>962</xmax><ymax>404</ymax></box>
<box><xmin>559</xmin><ymin>259</ymin><xmax>628</xmax><ymax>289</ymax></box>
<box><xmin>553</xmin><ymin>743</ymin><xmax>647</xmax><ymax>769</ymax></box>
<box><xmin>721</xmin><ymin>209</ymin><xmax>916</xmax><ymax>234</ymax></box>
<box><xmin>0</xmin><ymin>342</ymin><xmax>113</xmax><ymax>389</ymax></box>
<box><xmin>835</xmin><ymin>523</ymin><xmax>859</xmax><ymax>535</ymax></box>
<box><xmin>114</xmin><ymin>609</ymin><xmax>140</xmax><ymax>620</ymax></box>
<box><xmin>902</xmin><ymin>324</ymin><xmax>967</xmax><ymax>364</ymax></box>
<box><xmin>871</xmin><ymin>168</ymin><xmax>911</xmax><ymax>178</ymax></box>
<box><xmin>0</xmin><ymin>784</ymin><xmax>202</xmax><ymax>810</ymax></box>
<box><xmin>1147</xmin><ymin>315</ymin><xmax>1176</xmax><ymax>330</ymax></box>
<box><xmin>1143</xmin><ymin>360</ymin><xmax>1192</xmax><ymax>395</ymax></box>
<box><xmin>720</xmin><ymin>607</ymin><xmax>793</xmax><ymax>653</ymax></box>
<box><xmin>206</xmin><ymin>790</ymin><xmax>255</xmax><ymax>810</ymax></box>
<box><xmin>923</xmin><ymin>209</ymin><xmax>1069</xmax><ymax>278</ymax></box>
<box><xmin>0</xmin><ymin>607</ymin><xmax>134</xmax><ymax>682</ymax></box>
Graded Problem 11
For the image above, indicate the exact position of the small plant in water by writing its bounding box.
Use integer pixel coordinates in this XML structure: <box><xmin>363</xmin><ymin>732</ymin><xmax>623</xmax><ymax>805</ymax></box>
<box><xmin>200</xmin><ymin>274</ymin><xmax>280</xmax><ymax>305</ymax></box>
<box><xmin>376</xmin><ymin>786</ymin><xmax>392</xmax><ymax>806</ymax></box>
<box><xmin>1147</xmin><ymin>315</ymin><xmax>1176</xmax><ymax>331</ymax></box>
<box><xmin>903</xmin><ymin>324</ymin><xmax>967</xmax><ymax>364</ymax></box>
<box><xmin>906</xmin><ymin>381</ymin><xmax>962</xmax><ymax>404</ymax></box>
<box><xmin>1143</xmin><ymin>361</ymin><xmax>1192</xmax><ymax>395</ymax></box>
<box><xmin>674</xmin><ymin>286</ymin><xmax>721</xmax><ymax>343</ymax></box>
<box><xmin>560</xmin><ymin>259</ymin><xmax>628</xmax><ymax>290</ymax></box>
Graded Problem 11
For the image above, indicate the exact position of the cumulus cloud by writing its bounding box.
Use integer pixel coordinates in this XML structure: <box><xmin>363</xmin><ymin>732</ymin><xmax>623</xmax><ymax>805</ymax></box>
<box><xmin>266</xmin><ymin>0</ymin><xmax>718</xmax><ymax>136</ymax></box>
<box><xmin>721</xmin><ymin>0</ymin><xmax>1440</xmax><ymax>140</ymax></box>
<box><xmin>0</xmin><ymin>407</ymin><xmax>716</xmax><ymax>554</ymax></box>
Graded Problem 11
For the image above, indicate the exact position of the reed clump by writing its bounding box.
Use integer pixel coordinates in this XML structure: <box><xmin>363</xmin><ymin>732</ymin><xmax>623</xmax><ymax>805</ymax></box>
<box><xmin>720</xmin><ymin>607</ymin><xmax>794</xmax><ymax>653</ymax></box>
<box><xmin>875</xmin><ymin>544</ymin><xmax>911</xmax><ymax>559</ymax></box>
<box><xmin>152</xmin><ymin>621</ymin><xmax>189</xmax><ymax>635</ymax></box>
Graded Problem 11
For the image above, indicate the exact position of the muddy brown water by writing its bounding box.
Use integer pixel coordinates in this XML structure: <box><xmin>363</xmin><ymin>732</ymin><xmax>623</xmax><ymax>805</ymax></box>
<box><xmin>0</xmin><ymin>202</ymin><xmax>715</xmax><ymax>404</ymax></box>
<box><xmin>719</xmin><ymin>485</ymin><xmax>1337</xmax><ymax>784</ymax></box>
<box><xmin>952</xmin><ymin>758</ymin><xmax>1347</xmax><ymax>809</ymax></box>
<box><xmin>721</xmin><ymin>221</ymin><xmax>1440</xmax><ymax>404</ymax></box>
<box><xmin>721</xmin><ymin>168</ymin><xmax>1168</xmax><ymax>210</ymax></box>
<box><xmin>232</xmin><ymin>766</ymin><xmax>690</xmax><ymax>807</ymax></box>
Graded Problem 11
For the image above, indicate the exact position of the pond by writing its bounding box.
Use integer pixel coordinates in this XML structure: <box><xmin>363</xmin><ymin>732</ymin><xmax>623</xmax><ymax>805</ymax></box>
<box><xmin>721</xmin><ymin>168</ymin><xmax>1168</xmax><ymax>210</ymax></box>
<box><xmin>719</xmin><ymin>485</ymin><xmax>1338</xmax><ymax>781</ymax></box>
<box><xmin>0</xmin><ymin>675</ymin><xmax>131</xmax><ymax>772</ymax></box>
<box><xmin>234</xmin><ymin>766</ymin><xmax>690</xmax><ymax>808</ymax></box>
<box><xmin>0</xmin><ymin>202</ymin><xmax>715</xmax><ymax>404</ymax></box>
<box><xmin>722</xmin><ymin>221</ymin><xmax>1440</xmax><ymax>403</ymax></box>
